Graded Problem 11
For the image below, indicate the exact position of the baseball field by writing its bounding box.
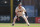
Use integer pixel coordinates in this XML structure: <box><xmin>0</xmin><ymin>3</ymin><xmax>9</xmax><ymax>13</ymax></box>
<box><xmin>0</xmin><ymin>23</ymin><xmax>40</xmax><ymax>27</ymax></box>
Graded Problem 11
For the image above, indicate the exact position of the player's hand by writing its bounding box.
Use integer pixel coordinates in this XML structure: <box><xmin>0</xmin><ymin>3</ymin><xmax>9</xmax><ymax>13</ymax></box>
<box><xmin>26</xmin><ymin>16</ymin><xmax>28</xmax><ymax>18</ymax></box>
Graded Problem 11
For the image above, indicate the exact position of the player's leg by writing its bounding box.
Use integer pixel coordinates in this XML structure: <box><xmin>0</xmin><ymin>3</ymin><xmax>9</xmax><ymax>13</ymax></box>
<box><xmin>12</xmin><ymin>16</ymin><xmax>17</xmax><ymax>26</ymax></box>
<box><xmin>22</xmin><ymin>15</ymin><xmax>30</xmax><ymax>26</ymax></box>
<box><xmin>23</xmin><ymin>17</ymin><xmax>30</xmax><ymax>26</ymax></box>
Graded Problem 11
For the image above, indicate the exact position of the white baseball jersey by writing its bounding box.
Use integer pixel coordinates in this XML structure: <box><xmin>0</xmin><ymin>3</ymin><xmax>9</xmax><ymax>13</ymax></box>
<box><xmin>15</xmin><ymin>6</ymin><xmax>26</xmax><ymax>17</ymax></box>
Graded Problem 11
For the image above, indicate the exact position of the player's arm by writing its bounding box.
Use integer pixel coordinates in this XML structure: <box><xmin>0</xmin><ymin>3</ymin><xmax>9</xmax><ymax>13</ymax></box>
<box><xmin>25</xmin><ymin>10</ymin><xmax>28</xmax><ymax>16</ymax></box>
<box><xmin>24</xmin><ymin>8</ymin><xmax>28</xmax><ymax>18</ymax></box>
<box><xmin>25</xmin><ymin>12</ymin><xmax>27</xmax><ymax>16</ymax></box>
<box><xmin>25</xmin><ymin>11</ymin><xmax>28</xmax><ymax>18</ymax></box>
<box><xmin>15</xmin><ymin>12</ymin><xmax>18</xmax><ymax>16</ymax></box>
<box><xmin>23</xmin><ymin>8</ymin><xmax>27</xmax><ymax>16</ymax></box>
<box><xmin>15</xmin><ymin>8</ymin><xmax>18</xmax><ymax>16</ymax></box>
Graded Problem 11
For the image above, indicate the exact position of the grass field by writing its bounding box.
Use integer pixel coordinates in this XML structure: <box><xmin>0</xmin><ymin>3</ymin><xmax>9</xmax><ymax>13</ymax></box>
<box><xmin>0</xmin><ymin>23</ymin><xmax>40</xmax><ymax>27</ymax></box>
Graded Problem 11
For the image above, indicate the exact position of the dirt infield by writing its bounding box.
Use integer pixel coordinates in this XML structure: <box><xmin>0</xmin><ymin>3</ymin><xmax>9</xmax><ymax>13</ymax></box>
<box><xmin>15</xmin><ymin>24</ymin><xmax>40</xmax><ymax>26</ymax></box>
<box><xmin>0</xmin><ymin>24</ymin><xmax>40</xmax><ymax>26</ymax></box>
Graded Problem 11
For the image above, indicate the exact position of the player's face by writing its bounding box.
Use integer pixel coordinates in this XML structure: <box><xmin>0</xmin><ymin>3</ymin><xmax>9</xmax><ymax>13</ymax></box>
<box><xmin>18</xmin><ymin>3</ymin><xmax>22</xmax><ymax>7</ymax></box>
<box><xmin>18</xmin><ymin>3</ymin><xmax>22</xmax><ymax>9</ymax></box>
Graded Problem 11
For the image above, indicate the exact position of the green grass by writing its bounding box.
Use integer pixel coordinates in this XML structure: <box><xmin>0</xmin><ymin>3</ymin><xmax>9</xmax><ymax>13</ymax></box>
<box><xmin>0</xmin><ymin>23</ymin><xmax>40</xmax><ymax>27</ymax></box>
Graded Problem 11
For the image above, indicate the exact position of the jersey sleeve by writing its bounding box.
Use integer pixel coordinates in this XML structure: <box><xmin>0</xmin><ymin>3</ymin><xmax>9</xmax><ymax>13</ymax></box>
<box><xmin>15</xmin><ymin>7</ymin><xmax>18</xmax><ymax>13</ymax></box>
<box><xmin>23</xmin><ymin>7</ymin><xmax>26</xmax><ymax>12</ymax></box>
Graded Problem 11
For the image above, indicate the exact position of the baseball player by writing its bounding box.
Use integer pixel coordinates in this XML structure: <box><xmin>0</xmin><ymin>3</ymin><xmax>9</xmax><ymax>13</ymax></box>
<box><xmin>12</xmin><ymin>2</ymin><xmax>30</xmax><ymax>26</ymax></box>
